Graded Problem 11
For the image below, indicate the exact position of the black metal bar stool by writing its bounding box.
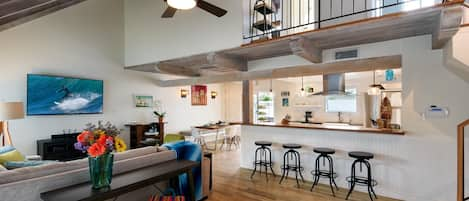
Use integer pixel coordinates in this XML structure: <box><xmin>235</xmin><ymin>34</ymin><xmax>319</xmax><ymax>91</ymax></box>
<box><xmin>279</xmin><ymin>143</ymin><xmax>304</xmax><ymax>188</ymax></box>
<box><xmin>310</xmin><ymin>147</ymin><xmax>339</xmax><ymax>196</ymax></box>
<box><xmin>250</xmin><ymin>141</ymin><xmax>276</xmax><ymax>181</ymax></box>
<box><xmin>346</xmin><ymin>151</ymin><xmax>378</xmax><ymax>201</ymax></box>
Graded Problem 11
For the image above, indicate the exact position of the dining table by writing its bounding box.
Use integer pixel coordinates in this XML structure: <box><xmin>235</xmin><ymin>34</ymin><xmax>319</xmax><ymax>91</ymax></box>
<box><xmin>194</xmin><ymin>124</ymin><xmax>230</xmax><ymax>151</ymax></box>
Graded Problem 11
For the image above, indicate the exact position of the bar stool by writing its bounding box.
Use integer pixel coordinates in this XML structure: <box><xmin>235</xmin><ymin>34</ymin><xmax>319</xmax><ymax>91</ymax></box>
<box><xmin>250</xmin><ymin>141</ymin><xmax>276</xmax><ymax>181</ymax></box>
<box><xmin>310</xmin><ymin>147</ymin><xmax>339</xmax><ymax>196</ymax></box>
<box><xmin>279</xmin><ymin>143</ymin><xmax>304</xmax><ymax>188</ymax></box>
<box><xmin>346</xmin><ymin>151</ymin><xmax>378</xmax><ymax>201</ymax></box>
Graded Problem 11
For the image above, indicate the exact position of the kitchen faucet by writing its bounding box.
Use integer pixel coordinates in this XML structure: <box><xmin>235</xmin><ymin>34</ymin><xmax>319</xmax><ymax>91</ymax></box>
<box><xmin>338</xmin><ymin>112</ymin><xmax>343</xmax><ymax>123</ymax></box>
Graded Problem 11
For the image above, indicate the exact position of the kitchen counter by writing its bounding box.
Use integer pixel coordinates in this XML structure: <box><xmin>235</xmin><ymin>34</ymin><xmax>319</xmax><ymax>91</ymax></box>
<box><xmin>236</xmin><ymin>122</ymin><xmax>405</xmax><ymax>135</ymax></box>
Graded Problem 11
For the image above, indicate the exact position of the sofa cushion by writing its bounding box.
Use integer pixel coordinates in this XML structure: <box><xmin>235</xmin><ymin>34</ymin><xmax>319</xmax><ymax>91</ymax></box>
<box><xmin>0</xmin><ymin>149</ymin><xmax>25</xmax><ymax>165</ymax></box>
<box><xmin>0</xmin><ymin>146</ymin><xmax>15</xmax><ymax>154</ymax></box>
<box><xmin>0</xmin><ymin>162</ymin><xmax>69</xmax><ymax>185</ymax></box>
<box><xmin>114</xmin><ymin>146</ymin><xmax>158</xmax><ymax>161</ymax></box>
<box><xmin>113</xmin><ymin>150</ymin><xmax>177</xmax><ymax>175</ymax></box>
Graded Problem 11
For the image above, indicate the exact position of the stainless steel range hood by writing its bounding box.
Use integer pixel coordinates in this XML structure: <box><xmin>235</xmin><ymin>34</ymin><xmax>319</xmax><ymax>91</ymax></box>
<box><xmin>313</xmin><ymin>73</ymin><xmax>351</xmax><ymax>96</ymax></box>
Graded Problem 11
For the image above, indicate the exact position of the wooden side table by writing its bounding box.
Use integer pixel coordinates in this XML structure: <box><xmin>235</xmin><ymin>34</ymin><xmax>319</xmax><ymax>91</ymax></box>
<box><xmin>125</xmin><ymin>122</ymin><xmax>165</xmax><ymax>149</ymax></box>
<box><xmin>41</xmin><ymin>160</ymin><xmax>199</xmax><ymax>201</ymax></box>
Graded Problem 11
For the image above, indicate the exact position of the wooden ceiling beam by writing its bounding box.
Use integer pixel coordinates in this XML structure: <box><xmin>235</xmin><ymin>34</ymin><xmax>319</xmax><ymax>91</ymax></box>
<box><xmin>207</xmin><ymin>53</ymin><xmax>248</xmax><ymax>72</ymax></box>
<box><xmin>157</xmin><ymin>55</ymin><xmax>402</xmax><ymax>87</ymax></box>
<box><xmin>125</xmin><ymin>52</ymin><xmax>248</xmax><ymax>77</ymax></box>
<box><xmin>289</xmin><ymin>37</ymin><xmax>322</xmax><ymax>63</ymax></box>
<box><xmin>157</xmin><ymin>62</ymin><xmax>201</xmax><ymax>77</ymax></box>
<box><xmin>432</xmin><ymin>5</ymin><xmax>464</xmax><ymax>49</ymax></box>
<box><xmin>0</xmin><ymin>0</ymin><xmax>87</xmax><ymax>32</ymax></box>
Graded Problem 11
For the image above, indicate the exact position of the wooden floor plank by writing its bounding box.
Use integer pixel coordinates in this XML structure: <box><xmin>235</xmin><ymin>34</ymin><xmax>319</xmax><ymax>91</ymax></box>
<box><xmin>206</xmin><ymin>149</ymin><xmax>401</xmax><ymax>201</ymax></box>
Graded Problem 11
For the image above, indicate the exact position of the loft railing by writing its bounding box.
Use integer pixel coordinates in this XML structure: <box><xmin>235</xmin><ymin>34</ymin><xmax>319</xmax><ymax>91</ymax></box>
<box><xmin>458</xmin><ymin>119</ymin><xmax>469</xmax><ymax>201</ymax></box>
<box><xmin>244</xmin><ymin>0</ymin><xmax>445</xmax><ymax>43</ymax></box>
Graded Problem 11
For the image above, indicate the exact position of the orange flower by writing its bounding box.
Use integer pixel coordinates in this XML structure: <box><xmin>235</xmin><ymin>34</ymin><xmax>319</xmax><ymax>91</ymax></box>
<box><xmin>97</xmin><ymin>135</ymin><xmax>107</xmax><ymax>145</ymax></box>
<box><xmin>87</xmin><ymin>143</ymin><xmax>106</xmax><ymax>157</ymax></box>
<box><xmin>77</xmin><ymin>131</ymin><xmax>90</xmax><ymax>143</ymax></box>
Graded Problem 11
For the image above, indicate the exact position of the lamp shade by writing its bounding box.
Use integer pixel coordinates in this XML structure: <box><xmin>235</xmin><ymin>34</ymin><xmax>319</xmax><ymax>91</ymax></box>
<box><xmin>0</xmin><ymin>102</ymin><xmax>24</xmax><ymax>120</ymax></box>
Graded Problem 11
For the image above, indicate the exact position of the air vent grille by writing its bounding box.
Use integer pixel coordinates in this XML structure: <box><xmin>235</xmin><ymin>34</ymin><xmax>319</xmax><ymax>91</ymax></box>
<box><xmin>335</xmin><ymin>49</ymin><xmax>358</xmax><ymax>60</ymax></box>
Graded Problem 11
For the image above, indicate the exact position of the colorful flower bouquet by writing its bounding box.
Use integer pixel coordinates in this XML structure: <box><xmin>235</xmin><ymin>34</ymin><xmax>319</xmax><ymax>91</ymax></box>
<box><xmin>74</xmin><ymin>121</ymin><xmax>127</xmax><ymax>189</ymax></box>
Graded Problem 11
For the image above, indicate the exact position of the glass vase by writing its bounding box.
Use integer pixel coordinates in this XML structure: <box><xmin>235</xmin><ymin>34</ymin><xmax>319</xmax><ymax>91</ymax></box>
<box><xmin>88</xmin><ymin>153</ymin><xmax>114</xmax><ymax>190</ymax></box>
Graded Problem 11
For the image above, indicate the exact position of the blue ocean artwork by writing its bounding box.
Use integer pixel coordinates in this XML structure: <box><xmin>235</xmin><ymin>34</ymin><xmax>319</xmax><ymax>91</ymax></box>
<box><xmin>27</xmin><ymin>74</ymin><xmax>103</xmax><ymax>115</ymax></box>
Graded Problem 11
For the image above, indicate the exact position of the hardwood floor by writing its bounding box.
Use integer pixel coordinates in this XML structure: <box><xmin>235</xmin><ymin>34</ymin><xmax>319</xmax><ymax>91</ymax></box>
<box><xmin>206</xmin><ymin>149</ymin><xmax>401</xmax><ymax>201</ymax></box>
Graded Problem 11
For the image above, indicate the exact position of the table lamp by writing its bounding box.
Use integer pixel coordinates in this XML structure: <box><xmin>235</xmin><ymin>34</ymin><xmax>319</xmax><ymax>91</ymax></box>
<box><xmin>0</xmin><ymin>102</ymin><xmax>24</xmax><ymax>146</ymax></box>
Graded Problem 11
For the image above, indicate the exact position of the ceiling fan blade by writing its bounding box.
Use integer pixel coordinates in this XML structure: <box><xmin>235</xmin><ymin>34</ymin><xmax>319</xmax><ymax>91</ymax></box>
<box><xmin>161</xmin><ymin>6</ymin><xmax>177</xmax><ymax>18</ymax></box>
<box><xmin>197</xmin><ymin>0</ymin><xmax>227</xmax><ymax>17</ymax></box>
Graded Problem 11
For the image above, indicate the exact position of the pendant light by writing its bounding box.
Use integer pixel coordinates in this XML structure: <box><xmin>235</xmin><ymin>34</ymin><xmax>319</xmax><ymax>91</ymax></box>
<box><xmin>300</xmin><ymin>76</ymin><xmax>306</xmax><ymax>97</ymax></box>
<box><xmin>368</xmin><ymin>70</ymin><xmax>385</xmax><ymax>95</ymax></box>
<box><xmin>167</xmin><ymin>0</ymin><xmax>196</xmax><ymax>10</ymax></box>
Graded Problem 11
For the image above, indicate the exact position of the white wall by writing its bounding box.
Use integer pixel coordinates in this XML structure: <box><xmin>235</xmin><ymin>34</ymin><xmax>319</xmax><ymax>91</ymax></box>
<box><xmin>0</xmin><ymin>0</ymin><xmax>225</xmax><ymax>155</ymax></box>
<box><xmin>222</xmin><ymin>82</ymin><xmax>243</xmax><ymax>122</ymax></box>
<box><xmin>124</xmin><ymin>0</ymin><xmax>244</xmax><ymax>66</ymax></box>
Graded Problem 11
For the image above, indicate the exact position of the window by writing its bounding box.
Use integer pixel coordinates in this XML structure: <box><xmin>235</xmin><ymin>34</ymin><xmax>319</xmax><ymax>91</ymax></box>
<box><xmin>325</xmin><ymin>89</ymin><xmax>357</xmax><ymax>113</ymax></box>
<box><xmin>253</xmin><ymin>92</ymin><xmax>275</xmax><ymax>123</ymax></box>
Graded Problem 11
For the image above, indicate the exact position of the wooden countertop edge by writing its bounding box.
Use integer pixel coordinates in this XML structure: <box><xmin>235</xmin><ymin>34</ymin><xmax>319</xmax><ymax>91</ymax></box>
<box><xmin>231</xmin><ymin>123</ymin><xmax>405</xmax><ymax>135</ymax></box>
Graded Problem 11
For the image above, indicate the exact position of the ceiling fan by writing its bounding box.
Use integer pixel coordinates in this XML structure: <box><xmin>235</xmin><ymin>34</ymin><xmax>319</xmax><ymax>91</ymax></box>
<box><xmin>161</xmin><ymin>0</ymin><xmax>228</xmax><ymax>18</ymax></box>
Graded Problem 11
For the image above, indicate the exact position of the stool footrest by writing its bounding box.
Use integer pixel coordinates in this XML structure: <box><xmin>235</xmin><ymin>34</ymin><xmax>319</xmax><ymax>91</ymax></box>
<box><xmin>281</xmin><ymin>165</ymin><xmax>304</xmax><ymax>172</ymax></box>
<box><xmin>310</xmin><ymin>170</ymin><xmax>338</xmax><ymax>178</ymax></box>
<box><xmin>253</xmin><ymin>160</ymin><xmax>274</xmax><ymax>166</ymax></box>
<box><xmin>346</xmin><ymin>176</ymin><xmax>378</xmax><ymax>187</ymax></box>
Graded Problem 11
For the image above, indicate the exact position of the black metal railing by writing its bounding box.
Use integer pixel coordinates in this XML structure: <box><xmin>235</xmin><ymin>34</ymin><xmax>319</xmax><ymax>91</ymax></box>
<box><xmin>244</xmin><ymin>0</ymin><xmax>444</xmax><ymax>43</ymax></box>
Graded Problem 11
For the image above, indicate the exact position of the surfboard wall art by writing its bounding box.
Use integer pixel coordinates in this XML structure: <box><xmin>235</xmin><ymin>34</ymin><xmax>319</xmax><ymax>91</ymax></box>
<box><xmin>27</xmin><ymin>74</ymin><xmax>104</xmax><ymax>115</ymax></box>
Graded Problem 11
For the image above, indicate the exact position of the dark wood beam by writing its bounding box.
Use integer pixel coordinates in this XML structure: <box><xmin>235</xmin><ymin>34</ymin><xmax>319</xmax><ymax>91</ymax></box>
<box><xmin>0</xmin><ymin>0</ymin><xmax>87</xmax><ymax>32</ymax></box>
<box><xmin>0</xmin><ymin>0</ymin><xmax>51</xmax><ymax>18</ymax></box>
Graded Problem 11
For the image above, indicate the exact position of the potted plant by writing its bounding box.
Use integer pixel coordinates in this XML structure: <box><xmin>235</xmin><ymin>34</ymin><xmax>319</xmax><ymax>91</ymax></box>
<box><xmin>153</xmin><ymin>111</ymin><xmax>167</xmax><ymax>124</ymax></box>
<box><xmin>74</xmin><ymin>121</ymin><xmax>127</xmax><ymax>190</ymax></box>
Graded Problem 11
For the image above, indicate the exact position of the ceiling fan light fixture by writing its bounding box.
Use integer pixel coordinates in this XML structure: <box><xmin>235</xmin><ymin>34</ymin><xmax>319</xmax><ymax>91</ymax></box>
<box><xmin>167</xmin><ymin>0</ymin><xmax>196</xmax><ymax>10</ymax></box>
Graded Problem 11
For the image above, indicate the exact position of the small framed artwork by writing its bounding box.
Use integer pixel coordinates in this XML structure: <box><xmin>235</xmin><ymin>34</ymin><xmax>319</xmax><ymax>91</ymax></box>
<box><xmin>281</xmin><ymin>91</ymin><xmax>290</xmax><ymax>97</ymax></box>
<box><xmin>307</xmin><ymin>87</ymin><xmax>314</xmax><ymax>93</ymax></box>
<box><xmin>191</xmin><ymin>85</ymin><xmax>207</xmax><ymax>106</ymax></box>
<box><xmin>282</xmin><ymin>98</ymin><xmax>289</xmax><ymax>107</ymax></box>
<box><xmin>135</xmin><ymin>95</ymin><xmax>153</xmax><ymax>108</ymax></box>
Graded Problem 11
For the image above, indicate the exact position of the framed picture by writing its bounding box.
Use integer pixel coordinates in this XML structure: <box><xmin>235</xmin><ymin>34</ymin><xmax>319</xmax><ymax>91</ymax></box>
<box><xmin>282</xmin><ymin>98</ymin><xmax>289</xmax><ymax>107</ymax></box>
<box><xmin>281</xmin><ymin>91</ymin><xmax>290</xmax><ymax>97</ymax></box>
<box><xmin>135</xmin><ymin>95</ymin><xmax>153</xmax><ymax>108</ymax></box>
<box><xmin>191</xmin><ymin>85</ymin><xmax>207</xmax><ymax>106</ymax></box>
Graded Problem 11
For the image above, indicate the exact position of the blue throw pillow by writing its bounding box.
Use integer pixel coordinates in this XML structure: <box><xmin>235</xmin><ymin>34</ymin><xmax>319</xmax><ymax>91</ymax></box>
<box><xmin>4</xmin><ymin>160</ymin><xmax>57</xmax><ymax>169</ymax></box>
<box><xmin>0</xmin><ymin>146</ymin><xmax>15</xmax><ymax>154</ymax></box>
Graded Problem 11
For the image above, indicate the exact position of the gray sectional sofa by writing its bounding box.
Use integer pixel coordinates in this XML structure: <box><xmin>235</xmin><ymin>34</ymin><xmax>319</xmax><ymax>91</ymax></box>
<box><xmin>0</xmin><ymin>146</ymin><xmax>177</xmax><ymax>201</ymax></box>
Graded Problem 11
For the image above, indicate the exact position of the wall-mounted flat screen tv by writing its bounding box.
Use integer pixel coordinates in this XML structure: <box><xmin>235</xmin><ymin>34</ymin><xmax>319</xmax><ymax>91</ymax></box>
<box><xmin>27</xmin><ymin>74</ymin><xmax>103</xmax><ymax>115</ymax></box>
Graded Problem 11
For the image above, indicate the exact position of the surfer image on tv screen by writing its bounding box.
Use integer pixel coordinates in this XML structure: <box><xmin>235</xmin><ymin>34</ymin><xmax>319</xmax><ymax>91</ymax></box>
<box><xmin>52</xmin><ymin>84</ymin><xmax>101</xmax><ymax>112</ymax></box>
<box><xmin>57</xmin><ymin>85</ymin><xmax>72</xmax><ymax>99</ymax></box>
<box><xmin>27</xmin><ymin>75</ymin><xmax>104</xmax><ymax>115</ymax></box>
